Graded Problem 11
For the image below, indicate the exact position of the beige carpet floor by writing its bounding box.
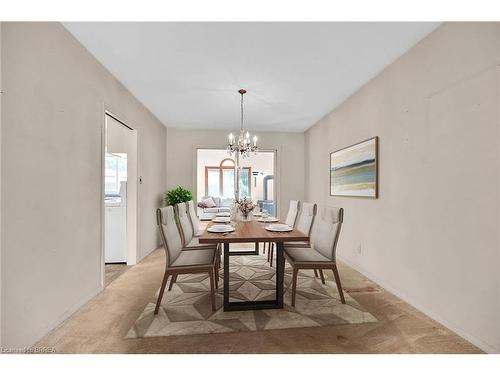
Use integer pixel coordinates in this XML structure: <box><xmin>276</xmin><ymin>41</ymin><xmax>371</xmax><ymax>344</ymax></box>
<box><xmin>127</xmin><ymin>253</ymin><xmax>377</xmax><ymax>338</ymax></box>
<box><xmin>105</xmin><ymin>263</ymin><xmax>130</xmax><ymax>288</ymax></box>
<box><xmin>36</xmin><ymin>246</ymin><xmax>482</xmax><ymax>353</ymax></box>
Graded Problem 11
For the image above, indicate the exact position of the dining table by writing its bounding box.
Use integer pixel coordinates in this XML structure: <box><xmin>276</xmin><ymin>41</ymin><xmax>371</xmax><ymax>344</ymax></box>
<box><xmin>198</xmin><ymin>217</ymin><xmax>309</xmax><ymax>311</ymax></box>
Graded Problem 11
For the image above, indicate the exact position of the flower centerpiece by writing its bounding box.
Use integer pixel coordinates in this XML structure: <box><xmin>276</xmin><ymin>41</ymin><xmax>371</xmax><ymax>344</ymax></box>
<box><xmin>235</xmin><ymin>197</ymin><xmax>255</xmax><ymax>221</ymax></box>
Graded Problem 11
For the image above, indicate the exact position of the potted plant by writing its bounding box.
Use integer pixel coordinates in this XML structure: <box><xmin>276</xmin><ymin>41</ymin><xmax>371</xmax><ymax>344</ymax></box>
<box><xmin>164</xmin><ymin>186</ymin><xmax>193</xmax><ymax>207</ymax></box>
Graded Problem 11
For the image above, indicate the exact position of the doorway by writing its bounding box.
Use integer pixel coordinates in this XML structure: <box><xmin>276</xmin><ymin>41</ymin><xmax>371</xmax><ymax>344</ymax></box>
<box><xmin>103</xmin><ymin>113</ymin><xmax>138</xmax><ymax>286</ymax></box>
<box><xmin>196</xmin><ymin>149</ymin><xmax>276</xmax><ymax>218</ymax></box>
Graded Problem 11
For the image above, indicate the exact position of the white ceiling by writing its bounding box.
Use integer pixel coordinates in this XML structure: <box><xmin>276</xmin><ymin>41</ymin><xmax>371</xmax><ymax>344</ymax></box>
<box><xmin>64</xmin><ymin>22</ymin><xmax>439</xmax><ymax>132</ymax></box>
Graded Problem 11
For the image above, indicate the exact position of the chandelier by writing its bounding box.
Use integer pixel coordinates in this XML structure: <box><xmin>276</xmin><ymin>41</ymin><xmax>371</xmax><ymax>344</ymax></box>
<box><xmin>227</xmin><ymin>89</ymin><xmax>258</xmax><ymax>158</ymax></box>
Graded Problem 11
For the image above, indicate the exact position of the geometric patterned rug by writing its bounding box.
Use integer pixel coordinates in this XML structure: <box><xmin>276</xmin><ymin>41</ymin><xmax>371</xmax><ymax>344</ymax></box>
<box><xmin>127</xmin><ymin>252</ymin><xmax>377</xmax><ymax>338</ymax></box>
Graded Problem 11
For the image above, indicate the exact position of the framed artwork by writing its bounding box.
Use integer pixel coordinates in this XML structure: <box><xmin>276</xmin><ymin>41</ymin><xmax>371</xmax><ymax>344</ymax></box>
<box><xmin>330</xmin><ymin>136</ymin><xmax>378</xmax><ymax>198</ymax></box>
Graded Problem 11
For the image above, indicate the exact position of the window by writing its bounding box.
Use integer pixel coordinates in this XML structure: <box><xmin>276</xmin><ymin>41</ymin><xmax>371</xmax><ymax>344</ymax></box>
<box><xmin>105</xmin><ymin>153</ymin><xmax>127</xmax><ymax>194</ymax></box>
<box><xmin>205</xmin><ymin>158</ymin><xmax>251</xmax><ymax>198</ymax></box>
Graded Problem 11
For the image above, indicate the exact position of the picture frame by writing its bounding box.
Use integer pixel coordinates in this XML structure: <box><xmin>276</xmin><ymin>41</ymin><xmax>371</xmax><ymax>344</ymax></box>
<box><xmin>330</xmin><ymin>136</ymin><xmax>379</xmax><ymax>198</ymax></box>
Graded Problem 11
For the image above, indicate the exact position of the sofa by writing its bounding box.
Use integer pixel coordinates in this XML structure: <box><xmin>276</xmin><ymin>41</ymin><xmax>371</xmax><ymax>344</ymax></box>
<box><xmin>197</xmin><ymin>196</ymin><xmax>232</xmax><ymax>219</ymax></box>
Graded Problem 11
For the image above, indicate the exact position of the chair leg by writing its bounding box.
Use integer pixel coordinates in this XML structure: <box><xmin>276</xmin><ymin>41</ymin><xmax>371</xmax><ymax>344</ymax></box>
<box><xmin>263</xmin><ymin>242</ymin><xmax>266</xmax><ymax>254</ymax></box>
<box><xmin>332</xmin><ymin>264</ymin><xmax>346</xmax><ymax>304</ymax></box>
<box><xmin>218</xmin><ymin>244</ymin><xmax>222</xmax><ymax>269</ymax></box>
<box><xmin>154</xmin><ymin>269</ymin><xmax>170</xmax><ymax>314</ymax></box>
<box><xmin>214</xmin><ymin>263</ymin><xmax>219</xmax><ymax>290</ymax></box>
<box><xmin>269</xmin><ymin>244</ymin><xmax>274</xmax><ymax>267</ymax></box>
<box><xmin>168</xmin><ymin>274</ymin><xmax>177</xmax><ymax>291</ymax></box>
<box><xmin>291</xmin><ymin>267</ymin><xmax>298</xmax><ymax>307</ymax></box>
<box><xmin>267</xmin><ymin>243</ymin><xmax>271</xmax><ymax>262</ymax></box>
<box><xmin>208</xmin><ymin>268</ymin><xmax>216</xmax><ymax>311</ymax></box>
<box><xmin>313</xmin><ymin>269</ymin><xmax>318</xmax><ymax>277</ymax></box>
<box><xmin>319</xmin><ymin>269</ymin><xmax>325</xmax><ymax>284</ymax></box>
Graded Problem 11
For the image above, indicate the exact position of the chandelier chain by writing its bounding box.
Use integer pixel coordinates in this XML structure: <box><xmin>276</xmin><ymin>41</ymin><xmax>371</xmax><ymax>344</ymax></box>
<box><xmin>240</xmin><ymin>91</ymin><xmax>244</xmax><ymax>131</ymax></box>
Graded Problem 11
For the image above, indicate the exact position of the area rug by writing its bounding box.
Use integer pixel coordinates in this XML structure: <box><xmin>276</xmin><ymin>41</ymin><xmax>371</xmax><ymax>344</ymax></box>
<box><xmin>127</xmin><ymin>252</ymin><xmax>377</xmax><ymax>338</ymax></box>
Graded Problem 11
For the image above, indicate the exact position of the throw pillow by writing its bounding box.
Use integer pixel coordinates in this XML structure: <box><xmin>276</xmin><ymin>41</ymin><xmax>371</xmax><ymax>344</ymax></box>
<box><xmin>202</xmin><ymin>197</ymin><xmax>216</xmax><ymax>208</ymax></box>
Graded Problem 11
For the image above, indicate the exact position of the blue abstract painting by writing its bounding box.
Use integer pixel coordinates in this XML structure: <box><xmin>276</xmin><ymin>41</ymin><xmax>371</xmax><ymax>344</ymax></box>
<box><xmin>330</xmin><ymin>137</ymin><xmax>378</xmax><ymax>198</ymax></box>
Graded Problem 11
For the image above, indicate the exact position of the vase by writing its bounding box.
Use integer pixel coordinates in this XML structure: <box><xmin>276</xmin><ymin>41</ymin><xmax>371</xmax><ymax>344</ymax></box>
<box><xmin>240</xmin><ymin>211</ymin><xmax>252</xmax><ymax>221</ymax></box>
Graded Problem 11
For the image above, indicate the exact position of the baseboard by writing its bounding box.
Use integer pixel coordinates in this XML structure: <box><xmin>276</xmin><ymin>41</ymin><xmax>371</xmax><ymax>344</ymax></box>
<box><xmin>337</xmin><ymin>255</ymin><xmax>498</xmax><ymax>354</ymax></box>
<box><xmin>31</xmin><ymin>285</ymin><xmax>103</xmax><ymax>348</ymax></box>
<box><xmin>136</xmin><ymin>244</ymin><xmax>161</xmax><ymax>264</ymax></box>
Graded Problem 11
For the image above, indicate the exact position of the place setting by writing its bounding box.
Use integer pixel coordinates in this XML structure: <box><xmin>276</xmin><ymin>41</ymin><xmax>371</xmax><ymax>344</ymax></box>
<box><xmin>264</xmin><ymin>223</ymin><xmax>293</xmax><ymax>232</ymax></box>
<box><xmin>207</xmin><ymin>224</ymin><xmax>235</xmax><ymax>233</ymax></box>
<box><xmin>257</xmin><ymin>216</ymin><xmax>279</xmax><ymax>223</ymax></box>
<box><xmin>212</xmin><ymin>216</ymin><xmax>231</xmax><ymax>223</ymax></box>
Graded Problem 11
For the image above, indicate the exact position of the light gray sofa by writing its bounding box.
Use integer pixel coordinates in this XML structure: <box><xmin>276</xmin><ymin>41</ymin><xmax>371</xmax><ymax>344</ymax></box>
<box><xmin>197</xmin><ymin>196</ymin><xmax>232</xmax><ymax>219</ymax></box>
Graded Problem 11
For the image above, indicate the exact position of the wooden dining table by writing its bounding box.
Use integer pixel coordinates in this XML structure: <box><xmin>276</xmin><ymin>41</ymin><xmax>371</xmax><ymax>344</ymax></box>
<box><xmin>198</xmin><ymin>218</ymin><xmax>309</xmax><ymax>311</ymax></box>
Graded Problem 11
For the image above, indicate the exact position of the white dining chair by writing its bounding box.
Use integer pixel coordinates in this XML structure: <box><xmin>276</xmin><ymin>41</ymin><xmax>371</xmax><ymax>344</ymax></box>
<box><xmin>269</xmin><ymin>202</ymin><xmax>317</xmax><ymax>267</ymax></box>
<box><xmin>187</xmin><ymin>200</ymin><xmax>203</xmax><ymax>236</ymax></box>
<box><xmin>173</xmin><ymin>202</ymin><xmax>220</xmax><ymax>289</ymax></box>
<box><xmin>285</xmin><ymin>200</ymin><xmax>300</xmax><ymax>227</ymax></box>
<box><xmin>176</xmin><ymin>202</ymin><xmax>214</xmax><ymax>249</ymax></box>
<box><xmin>284</xmin><ymin>206</ymin><xmax>346</xmax><ymax>306</ymax></box>
<box><xmin>264</xmin><ymin>200</ymin><xmax>300</xmax><ymax>258</ymax></box>
<box><xmin>154</xmin><ymin>206</ymin><xmax>218</xmax><ymax>314</ymax></box>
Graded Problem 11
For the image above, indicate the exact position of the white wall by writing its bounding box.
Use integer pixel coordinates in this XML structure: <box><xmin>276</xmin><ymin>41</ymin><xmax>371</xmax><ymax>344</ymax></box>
<box><xmin>0</xmin><ymin>22</ymin><xmax>167</xmax><ymax>347</ymax></box>
<box><xmin>166</xmin><ymin>127</ymin><xmax>304</xmax><ymax>219</ymax></box>
<box><xmin>304</xmin><ymin>22</ymin><xmax>500</xmax><ymax>353</ymax></box>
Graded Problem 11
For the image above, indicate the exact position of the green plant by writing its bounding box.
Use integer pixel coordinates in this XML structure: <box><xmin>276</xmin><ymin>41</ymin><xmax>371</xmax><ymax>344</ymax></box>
<box><xmin>164</xmin><ymin>186</ymin><xmax>193</xmax><ymax>206</ymax></box>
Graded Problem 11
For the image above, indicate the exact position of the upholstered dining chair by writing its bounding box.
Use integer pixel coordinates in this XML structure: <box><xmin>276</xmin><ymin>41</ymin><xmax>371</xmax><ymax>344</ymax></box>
<box><xmin>177</xmin><ymin>201</ymin><xmax>222</xmax><ymax>278</ymax></box>
<box><xmin>285</xmin><ymin>200</ymin><xmax>300</xmax><ymax>227</ymax></box>
<box><xmin>176</xmin><ymin>202</ymin><xmax>214</xmax><ymax>249</ymax></box>
<box><xmin>268</xmin><ymin>202</ymin><xmax>317</xmax><ymax>267</ymax></box>
<box><xmin>263</xmin><ymin>200</ymin><xmax>300</xmax><ymax>258</ymax></box>
<box><xmin>154</xmin><ymin>206</ymin><xmax>218</xmax><ymax>314</ymax></box>
<box><xmin>284</xmin><ymin>206</ymin><xmax>346</xmax><ymax>306</ymax></box>
<box><xmin>187</xmin><ymin>200</ymin><xmax>203</xmax><ymax>236</ymax></box>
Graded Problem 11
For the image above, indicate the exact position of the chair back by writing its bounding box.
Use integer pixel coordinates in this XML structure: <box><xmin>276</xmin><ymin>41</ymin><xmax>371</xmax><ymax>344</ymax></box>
<box><xmin>176</xmin><ymin>202</ymin><xmax>193</xmax><ymax>246</ymax></box>
<box><xmin>285</xmin><ymin>200</ymin><xmax>300</xmax><ymax>227</ymax></box>
<box><xmin>311</xmin><ymin>206</ymin><xmax>344</xmax><ymax>262</ymax></box>
<box><xmin>295</xmin><ymin>202</ymin><xmax>317</xmax><ymax>237</ymax></box>
<box><xmin>156</xmin><ymin>206</ymin><xmax>183</xmax><ymax>266</ymax></box>
<box><xmin>187</xmin><ymin>200</ymin><xmax>201</xmax><ymax>234</ymax></box>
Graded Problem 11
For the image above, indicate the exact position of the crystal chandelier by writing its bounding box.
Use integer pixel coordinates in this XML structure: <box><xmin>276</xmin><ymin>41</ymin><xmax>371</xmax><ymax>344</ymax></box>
<box><xmin>227</xmin><ymin>89</ymin><xmax>258</xmax><ymax>158</ymax></box>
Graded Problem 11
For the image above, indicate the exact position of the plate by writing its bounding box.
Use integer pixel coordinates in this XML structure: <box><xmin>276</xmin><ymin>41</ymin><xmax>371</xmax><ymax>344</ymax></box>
<box><xmin>215</xmin><ymin>212</ymin><xmax>231</xmax><ymax>217</ymax></box>
<box><xmin>207</xmin><ymin>224</ymin><xmax>235</xmax><ymax>233</ymax></box>
<box><xmin>253</xmin><ymin>212</ymin><xmax>262</xmax><ymax>217</ymax></box>
<box><xmin>258</xmin><ymin>217</ymin><xmax>279</xmax><ymax>223</ymax></box>
<box><xmin>212</xmin><ymin>217</ymin><xmax>231</xmax><ymax>223</ymax></box>
<box><xmin>265</xmin><ymin>224</ymin><xmax>293</xmax><ymax>232</ymax></box>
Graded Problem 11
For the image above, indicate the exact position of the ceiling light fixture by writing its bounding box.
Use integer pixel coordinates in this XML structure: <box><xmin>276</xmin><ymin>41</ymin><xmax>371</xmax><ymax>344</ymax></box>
<box><xmin>227</xmin><ymin>89</ymin><xmax>258</xmax><ymax>158</ymax></box>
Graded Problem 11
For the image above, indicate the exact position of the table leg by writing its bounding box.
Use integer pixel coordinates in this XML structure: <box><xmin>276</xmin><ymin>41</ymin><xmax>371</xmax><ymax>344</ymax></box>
<box><xmin>222</xmin><ymin>241</ymin><xmax>285</xmax><ymax>311</ymax></box>
<box><xmin>223</xmin><ymin>242</ymin><xmax>230</xmax><ymax>310</ymax></box>
<box><xmin>276</xmin><ymin>242</ymin><xmax>285</xmax><ymax>308</ymax></box>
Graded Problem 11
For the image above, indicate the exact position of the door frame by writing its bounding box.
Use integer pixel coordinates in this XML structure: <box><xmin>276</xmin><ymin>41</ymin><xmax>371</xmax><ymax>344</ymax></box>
<box><xmin>194</xmin><ymin>147</ymin><xmax>279</xmax><ymax>217</ymax></box>
<box><xmin>100</xmin><ymin>108</ymin><xmax>140</xmax><ymax>288</ymax></box>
